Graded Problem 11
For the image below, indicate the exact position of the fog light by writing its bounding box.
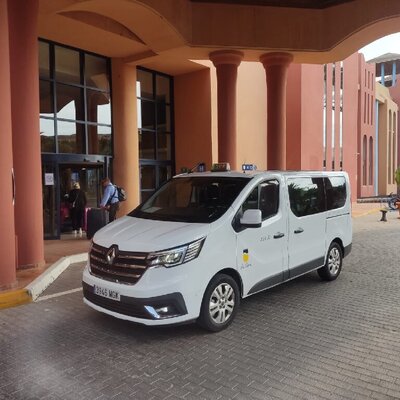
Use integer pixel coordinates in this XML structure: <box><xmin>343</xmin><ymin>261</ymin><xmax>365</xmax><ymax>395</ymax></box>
<box><xmin>144</xmin><ymin>304</ymin><xmax>180</xmax><ymax>319</ymax></box>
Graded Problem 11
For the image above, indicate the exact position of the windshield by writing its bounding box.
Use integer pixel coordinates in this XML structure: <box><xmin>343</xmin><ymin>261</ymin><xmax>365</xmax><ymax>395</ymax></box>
<box><xmin>129</xmin><ymin>176</ymin><xmax>251</xmax><ymax>223</ymax></box>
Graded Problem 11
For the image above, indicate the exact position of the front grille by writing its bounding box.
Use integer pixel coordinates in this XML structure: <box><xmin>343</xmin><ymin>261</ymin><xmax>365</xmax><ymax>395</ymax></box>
<box><xmin>83</xmin><ymin>288</ymin><xmax>151</xmax><ymax>319</ymax></box>
<box><xmin>89</xmin><ymin>243</ymin><xmax>149</xmax><ymax>285</ymax></box>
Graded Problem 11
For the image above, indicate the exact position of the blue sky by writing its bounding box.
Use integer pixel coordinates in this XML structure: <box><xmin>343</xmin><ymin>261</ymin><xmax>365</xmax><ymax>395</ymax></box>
<box><xmin>359</xmin><ymin>32</ymin><xmax>400</xmax><ymax>61</ymax></box>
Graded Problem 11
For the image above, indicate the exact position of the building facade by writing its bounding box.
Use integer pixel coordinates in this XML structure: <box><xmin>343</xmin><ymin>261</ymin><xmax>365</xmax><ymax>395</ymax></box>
<box><xmin>3</xmin><ymin>0</ymin><xmax>400</xmax><ymax>289</ymax></box>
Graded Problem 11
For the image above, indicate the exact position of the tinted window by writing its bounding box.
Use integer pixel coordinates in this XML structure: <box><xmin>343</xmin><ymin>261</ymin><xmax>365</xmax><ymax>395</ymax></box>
<box><xmin>325</xmin><ymin>176</ymin><xmax>346</xmax><ymax>210</ymax></box>
<box><xmin>130</xmin><ymin>176</ymin><xmax>250</xmax><ymax>223</ymax></box>
<box><xmin>260</xmin><ymin>181</ymin><xmax>279</xmax><ymax>219</ymax></box>
<box><xmin>234</xmin><ymin>180</ymin><xmax>279</xmax><ymax>230</ymax></box>
<box><xmin>288</xmin><ymin>177</ymin><xmax>325</xmax><ymax>217</ymax></box>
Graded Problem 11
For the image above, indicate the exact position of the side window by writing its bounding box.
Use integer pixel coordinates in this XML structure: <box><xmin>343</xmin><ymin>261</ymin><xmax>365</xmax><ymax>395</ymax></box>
<box><xmin>325</xmin><ymin>177</ymin><xmax>346</xmax><ymax>210</ymax></box>
<box><xmin>288</xmin><ymin>177</ymin><xmax>325</xmax><ymax>217</ymax></box>
<box><xmin>233</xmin><ymin>180</ymin><xmax>280</xmax><ymax>231</ymax></box>
<box><xmin>259</xmin><ymin>180</ymin><xmax>279</xmax><ymax>219</ymax></box>
<box><xmin>242</xmin><ymin>186</ymin><xmax>258</xmax><ymax>213</ymax></box>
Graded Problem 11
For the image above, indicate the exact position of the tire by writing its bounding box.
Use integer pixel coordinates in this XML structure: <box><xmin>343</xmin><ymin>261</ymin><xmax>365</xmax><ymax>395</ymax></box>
<box><xmin>198</xmin><ymin>274</ymin><xmax>240</xmax><ymax>332</ymax></box>
<box><xmin>318</xmin><ymin>242</ymin><xmax>343</xmax><ymax>281</ymax></box>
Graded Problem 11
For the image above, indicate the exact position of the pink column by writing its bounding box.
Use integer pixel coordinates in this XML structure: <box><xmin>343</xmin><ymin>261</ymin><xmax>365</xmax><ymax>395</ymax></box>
<box><xmin>8</xmin><ymin>0</ymin><xmax>44</xmax><ymax>269</ymax></box>
<box><xmin>0</xmin><ymin>0</ymin><xmax>16</xmax><ymax>288</ymax></box>
<box><xmin>260</xmin><ymin>52</ymin><xmax>293</xmax><ymax>170</ymax></box>
<box><xmin>210</xmin><ymin>50</ymin><xmax>243</xmax><ymax>170</ymax></box>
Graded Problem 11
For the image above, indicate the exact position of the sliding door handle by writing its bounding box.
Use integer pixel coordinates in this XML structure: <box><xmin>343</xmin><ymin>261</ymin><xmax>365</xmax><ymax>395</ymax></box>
<box><xmin>294</xmin><ymin>228</ymin><xmax>304</xmax><ymax>234</ymax></box>
<box><xmin>273</xmin><ymin>232</ymin><xmax>285</xmax><ymax>239</ymax></box>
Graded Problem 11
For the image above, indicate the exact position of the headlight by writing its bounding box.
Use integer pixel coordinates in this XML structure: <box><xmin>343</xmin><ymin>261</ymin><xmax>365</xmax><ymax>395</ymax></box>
<box><xmin>147</xmin><ymin>237</ymin><xmax>205</xmax><ymax>268</ymax></box>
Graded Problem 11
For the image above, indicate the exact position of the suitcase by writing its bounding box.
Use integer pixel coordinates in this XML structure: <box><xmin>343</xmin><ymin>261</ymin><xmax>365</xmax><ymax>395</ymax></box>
<box><xmin>86</xmin><ymin>208</ymin><xmax>109</xmax><ymax>239</ymax></box>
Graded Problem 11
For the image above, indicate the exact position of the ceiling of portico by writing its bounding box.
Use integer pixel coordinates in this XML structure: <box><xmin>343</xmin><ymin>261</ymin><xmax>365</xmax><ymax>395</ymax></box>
<box><xmin>38</xmin><ymin>0</ymin><xmax>400</xmax><ymax>74</ymax></box>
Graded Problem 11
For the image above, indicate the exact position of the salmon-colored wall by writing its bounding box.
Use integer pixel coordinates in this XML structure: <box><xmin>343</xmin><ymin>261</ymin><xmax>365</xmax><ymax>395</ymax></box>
<box><xmin>301</xmin><ymin>64</ymin><xmax>324</xmax><ymax>170</ymax></box>
<box><xmin>357</xmin><ymin>53</ymin><xmax>375</xmax><ymax>197</ymax></box>
<box><xmin>286</xmin><ymin>64</ymin><xmax>302</xmax><ymax>170</ymax></box>
<box><xmin>377</xmin><ymin>83</ymin><xmax>398</xmax><ymax>195</ymax></box>
<box><xmin>236</xmin><ymin>62</ymin><xmax>267</xmax><ymax>170</ymax></box>
<box><xmin>112</xmin><ymin>60</ymin><xmax>140</xmax><ymax>213</ymax></box>
<box><xmin>0</xmin><ymin>0</ymin><xmax>16</xmax><ymax>288</ymax></box>
<box><xmin>9</xmin><ymin>0</ymin><xmax>45</xmax><ymax>268</ymax></box>
<box><xmin>342</xmin><ymin>54</ymin><xmax>358</xmax><ymax>201</ymax></box>
<box><xmin>389</xmin><ymin>81</ymin><xmax>400</xmax><ymax>167</ymax></box>
<box><xmin>174</xmin><ymin>68</ymin><xmax>213</xmax><ymax>172</ymax></box>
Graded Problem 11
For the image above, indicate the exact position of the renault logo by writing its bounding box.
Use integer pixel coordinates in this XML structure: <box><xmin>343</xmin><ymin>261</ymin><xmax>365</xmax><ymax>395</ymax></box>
<box><xmin>106</xmin><ymin>246</ymin><xmax>117</xmax><ymax>265</ymax></box>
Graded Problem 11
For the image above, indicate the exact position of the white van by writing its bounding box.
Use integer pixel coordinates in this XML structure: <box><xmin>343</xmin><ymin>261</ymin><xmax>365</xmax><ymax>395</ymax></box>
<box><xmin>82</xmin><ymin>166</ymin><xmax>352</xmax><ymax>331</ymax></box>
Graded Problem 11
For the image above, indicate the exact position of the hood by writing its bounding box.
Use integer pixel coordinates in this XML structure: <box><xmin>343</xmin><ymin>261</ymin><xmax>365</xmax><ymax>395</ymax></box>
<box><xmin>93</xmin><ymin>216</ymin><xmax>210</xmax><ymax>253</ymax></box>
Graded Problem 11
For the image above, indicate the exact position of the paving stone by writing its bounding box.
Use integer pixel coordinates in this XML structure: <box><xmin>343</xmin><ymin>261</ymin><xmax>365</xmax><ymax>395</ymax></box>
<box><xmin>1</xmin><ymin>212</ymin><xmax>400</xmax><ymax>399</ymax></box>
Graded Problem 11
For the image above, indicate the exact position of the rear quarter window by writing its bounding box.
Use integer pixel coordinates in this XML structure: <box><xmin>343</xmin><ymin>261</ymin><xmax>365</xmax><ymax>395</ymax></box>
<box><xmin>325</xmin><ymin>176</ymin><xmax>347</xmax><ymax>210</ymax></box>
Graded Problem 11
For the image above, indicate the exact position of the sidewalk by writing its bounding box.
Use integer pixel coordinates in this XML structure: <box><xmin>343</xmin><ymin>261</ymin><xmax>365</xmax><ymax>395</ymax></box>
<box><xmin>0</xmin><ymin>202</ymin><xmax>390</xmax><ymax>309</ymax></box>
<box><xmin>0</xmin><ymin>233</ymin><xmax>90</xmax><ymax>309</ymax></box>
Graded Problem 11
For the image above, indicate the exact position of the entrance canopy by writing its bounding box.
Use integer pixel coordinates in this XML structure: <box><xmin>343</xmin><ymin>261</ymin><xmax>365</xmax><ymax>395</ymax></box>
<box><xmin>38</xmin><ymin>0</ymin><xmax>400</xmax><ymax>75</ymax></box>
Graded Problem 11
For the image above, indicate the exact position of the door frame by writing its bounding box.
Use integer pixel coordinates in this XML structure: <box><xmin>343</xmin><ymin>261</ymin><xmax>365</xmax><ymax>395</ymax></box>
<box><xmin>42</xmin><ymin>154</ymin><xmax>111</xmax><ymax>239</ymax></box>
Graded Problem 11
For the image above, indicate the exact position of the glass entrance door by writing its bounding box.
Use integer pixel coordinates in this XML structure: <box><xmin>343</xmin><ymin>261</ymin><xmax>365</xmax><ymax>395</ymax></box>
<box><xmin>59</xmin><ymin>164</ymin><xmax>104</xmax><ymax>234</ymax></box>
<box><xmin>42</xmin><ymin>162</ymin><xmax>104</xmax><ymax>239</ymax></box>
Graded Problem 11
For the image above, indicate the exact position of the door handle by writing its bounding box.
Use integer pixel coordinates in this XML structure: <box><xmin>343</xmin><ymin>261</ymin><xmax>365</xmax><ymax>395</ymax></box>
<box><xmin>294</xmin><ymin>228</ymin><xmax>304</xmax><ymax>234</ymax></box>
<box><xmin>273</xmin><ymin>232</ymin><xmax>285</xmax><ymax>239</ymax></box>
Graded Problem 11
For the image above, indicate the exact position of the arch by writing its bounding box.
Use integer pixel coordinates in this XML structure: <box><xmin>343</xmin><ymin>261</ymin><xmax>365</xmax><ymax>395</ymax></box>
<box><xmin>362</xmin><ymin>135</ymin><xmax>367</xmax><ymax>186</ymax></box>
<box><xmin>393</xmin><ymin>112</ymin><xmax>397</xmax><ymax>184</ymax></box>
<box><xmin>369</xmin><ymin>136</ymin><xmax>373</xmax><ymax>186</ymax></box>
<box><xmin>388</xmin><ymin>110</ymin><xmax>392</xmax><ymax>185</ymax></box>
<box><xmin>57</xmin><ymin>0</ymin><xmax>186</xmax><ymax>54</ymax></box>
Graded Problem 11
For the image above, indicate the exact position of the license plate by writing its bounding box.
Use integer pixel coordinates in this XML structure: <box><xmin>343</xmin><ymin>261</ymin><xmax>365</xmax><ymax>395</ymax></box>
<box><xmin>93</xmin><ymin>285</ymin><xmax>120</xmax><ymax>301</ymax></box>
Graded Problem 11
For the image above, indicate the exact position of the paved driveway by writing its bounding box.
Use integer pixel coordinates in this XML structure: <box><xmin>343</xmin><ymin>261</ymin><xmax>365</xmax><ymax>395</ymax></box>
<box><xmin>1</xmin><ymin>212</ymin><xmax>400</xmax><ymax>400</ymax></box>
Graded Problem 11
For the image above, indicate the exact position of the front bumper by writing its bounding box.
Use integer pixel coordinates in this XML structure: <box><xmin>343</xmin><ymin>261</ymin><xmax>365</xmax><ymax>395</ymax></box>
<box><xmin>83</xmin><ymin>281</ymin><xmax>187</xmax><ymax>321</ymax></box>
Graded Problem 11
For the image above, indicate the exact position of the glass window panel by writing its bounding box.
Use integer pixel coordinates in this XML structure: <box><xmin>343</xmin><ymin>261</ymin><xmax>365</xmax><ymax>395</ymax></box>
<box><xmin>288</xmin><ymin>177</ymin><xmax>325</xmax><ymax>217</ymax></box>
<box><xmin>157</xmin><ymin>104</ymin><xmax>171</xmax><ymax>133</ymax></box>
<box><xmin>159</xmin><ymin>165</ymin><xmax>172</xmax><ymax>186</ymax></box>
<box><xmin>86</xmin><ymin>89</ymin><xmax>111</xmax><ymax>124</ymax></box>
<box><xmin>85</xmin><ymin>54</ymin><xmax>109</xmax><ymax>91</ymax></box>
<box><xmin>141</xmin><ymin>165</ymin><xmax>156</xmax><ymax>189</ymax></box>
<box><xmin>137</xmin><ymin>69</ymin><xmax>153</xmax><ymax>99</ymax></box>
<box><xmin>40</xmin><ymin>80</ymin><xmax>54</xmax><ymax>118</ymax></box>
<box><xmin>57</xmin><ymin>120</ymin><xmax>85</xmax><ymax>154</ymax></box>
<box><xmin>156</xmin><ymin>75</ymin><xmax>170</xmax><ymax>103</ymax></box>
<box><xmin>40</xmin><ymin>118</ymin><xmax>55</xmax><ymax>153</ymax></box>
<box><xmin>139</xmin><ymin>130</ymin><xmax>155</xmax><ymax>159</ymax></box>
<box><xmin>39</xmin><ymin>41</ymin><xmax>50</xmax><ymax>79</ymax></box>
<box><xmin>141</xmin><ymin>100</ymin><xmax>155</xmax><ymax>129</ymax></box>
<box><xmin>56</xmin><ymin>84</ymin><xmax>84</xmax><ymax>121</ymax></box>
<box><xmin>42</xmin><ymin>164</ymin><xmax>57</xmax><ymax>238</ymax></box>
<box><xmin>88</xmin><ymin>124</ymin><xmax>111</xmax><ymax>155</ymax></box>
<box><xmin>157</xmin><ymin>133</ymin><xmax>171</xmax><ymax>160</ymax></box>
<box><xmin>141</xmin><ymin>190</ymin><xmax>154</xmax><ymax>203</ymax></box>
<box><xmin>55</xmin><ymin>46</ymin><xmax>80</xmax><ymax>84</ymax></box>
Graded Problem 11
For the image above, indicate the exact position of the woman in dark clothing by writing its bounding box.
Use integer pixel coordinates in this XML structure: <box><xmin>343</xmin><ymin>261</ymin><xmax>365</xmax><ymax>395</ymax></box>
<box><xmin>68</xmin><ymin>182</ymin><xmax>87</xmax><ymax>236</ymax></box>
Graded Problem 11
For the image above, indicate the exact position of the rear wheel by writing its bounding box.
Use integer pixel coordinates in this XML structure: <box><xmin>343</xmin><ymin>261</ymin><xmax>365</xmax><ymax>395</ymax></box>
<box><xmin>318</xmin><ymin>242</ymin><xmax>342</xmax><ymax>281</ymax></box>
<box><xmin>198</xmin><ymin>274</ymin><xmax>240</xmax><ymax>332</ymax></box>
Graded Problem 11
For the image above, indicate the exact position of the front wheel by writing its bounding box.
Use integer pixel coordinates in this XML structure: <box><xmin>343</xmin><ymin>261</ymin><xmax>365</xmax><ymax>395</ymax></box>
<box><xmin>318</xmin><ymin>242</ymin><xmax>343</xmax><ymax>281</ymax></box>
<box><xmin>198</xmin><ymin>274</ymin><xmax>240</xmax><ymax>332</ymax></box>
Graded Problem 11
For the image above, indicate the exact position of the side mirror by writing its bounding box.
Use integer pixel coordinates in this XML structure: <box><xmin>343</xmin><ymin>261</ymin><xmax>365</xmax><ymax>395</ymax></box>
<box><xmin>240</xmin><ymin>209</ymin><xmax>262</xmax><ymax>228</ymax></box>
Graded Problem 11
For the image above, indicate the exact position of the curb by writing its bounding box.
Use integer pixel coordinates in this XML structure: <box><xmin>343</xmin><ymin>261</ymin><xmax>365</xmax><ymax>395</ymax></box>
<box><xmin>26</xmin><ymin>253</ymin><xmax>88</xmax><ymax>301</ymax></box>
<box><xmin>0</xmin><ymin>289</ymin><xmax>31</xmax><ymax>310</ymax></box>
<box><xmin>352</xmin><ymin>207</ymin><xmax>381</xmax><ymax>218</ymax></box>
<box><xmin>0</xmin><ymin>253</ymin><xmax>88</xmax><ymax>309</ymax></box>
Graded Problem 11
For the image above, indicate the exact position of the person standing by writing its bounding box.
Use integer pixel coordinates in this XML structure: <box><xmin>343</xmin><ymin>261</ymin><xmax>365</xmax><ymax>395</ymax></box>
<box><xmin>68</xmin><ymin>182</ymin><xmax>87</xmax><ymax>236</ymax></box>
<box><xmin>100</xmin><ymin>177</ymin><xmax>120</xmax><ymax>222</ymax></box>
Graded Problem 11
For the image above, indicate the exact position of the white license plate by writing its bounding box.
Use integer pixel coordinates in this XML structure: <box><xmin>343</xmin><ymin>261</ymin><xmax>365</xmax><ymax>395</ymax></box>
<box><xmin>93</xmin><ymin>285</ymin><xmax>120</xmax><ymax>301</ymax></box>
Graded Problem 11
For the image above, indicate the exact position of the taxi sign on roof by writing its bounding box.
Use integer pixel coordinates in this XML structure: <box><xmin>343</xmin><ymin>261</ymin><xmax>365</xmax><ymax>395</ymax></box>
<box><xmin>211</xmin><ymin>163</ymin><xmax>230</xmax><ymax>172</ymax></box>
<box><xmin>242</xmin><ymin>164</ymin><xmax>257</xmax><ymax>172</ymax></box>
